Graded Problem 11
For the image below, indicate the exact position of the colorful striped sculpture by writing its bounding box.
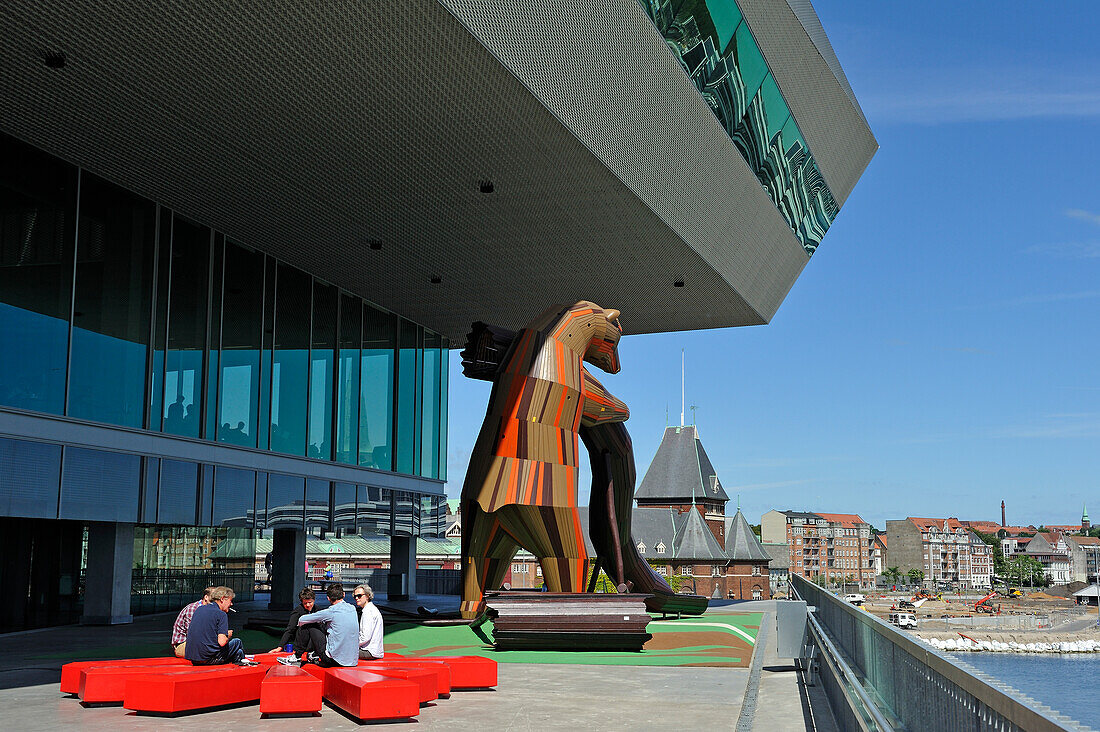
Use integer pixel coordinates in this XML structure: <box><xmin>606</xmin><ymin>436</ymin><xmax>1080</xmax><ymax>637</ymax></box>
<box><xmin>459</xmin><ymin>302</ymin><xmax>628</xmax><ymax>618</ymax></box>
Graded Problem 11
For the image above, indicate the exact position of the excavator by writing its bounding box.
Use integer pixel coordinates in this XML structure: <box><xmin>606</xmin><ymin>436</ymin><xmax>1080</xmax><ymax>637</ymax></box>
<box><xmin>974</xmin><ymin>591</ymin><xmax>1000</xmax><ymax>614</ymax></box>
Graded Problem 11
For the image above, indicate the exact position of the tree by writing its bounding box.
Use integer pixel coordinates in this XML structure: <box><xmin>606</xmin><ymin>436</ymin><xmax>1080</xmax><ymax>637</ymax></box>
<box><xmin>812</xmin><ymin>573</ymin><xmax>827</xmax><ymax>587</ymax></box>
<box><xmin>974</xmin><ymin>529</ymin><xmax>1007</xmax><ymax>579</ymax></box>
<box><xmin>883</xmin><ymin>566</ymin><xmax>902</xmax><ymax>585</ymax></box>
<box><xmin>907</xmin><ymin>568</ymin><xmax>924</xmax><ymax>585</ymax></box>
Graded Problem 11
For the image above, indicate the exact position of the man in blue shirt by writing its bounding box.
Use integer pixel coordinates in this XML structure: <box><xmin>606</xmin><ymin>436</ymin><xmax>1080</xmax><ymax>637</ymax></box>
<box><xmin>280</xmin><ymin>583</ymin><xmax>358</xmax><ymax>667</ymax></box>
<box><xmin>184</xmin><ymin>586</ymin><xmax>257</xmax><ymax>666</ymax></box>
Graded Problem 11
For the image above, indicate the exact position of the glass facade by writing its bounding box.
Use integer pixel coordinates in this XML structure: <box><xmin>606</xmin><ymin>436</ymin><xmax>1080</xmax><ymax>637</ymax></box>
<box><xmin>641</xmin><ymin>0</ymin><xmax>840</xmax><ymax>254</ymax></box>
<box><xmin>0</xmin><ymin>133</ymin><xmax>449</xmax><ymax>478</ymax></box>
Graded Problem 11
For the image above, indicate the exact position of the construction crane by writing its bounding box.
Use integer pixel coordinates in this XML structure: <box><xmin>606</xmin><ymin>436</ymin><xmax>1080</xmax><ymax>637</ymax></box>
<box><xmin>974</xmin><ymin>591</ymin><xmax>999</xmax><ymax>614</ymax></box>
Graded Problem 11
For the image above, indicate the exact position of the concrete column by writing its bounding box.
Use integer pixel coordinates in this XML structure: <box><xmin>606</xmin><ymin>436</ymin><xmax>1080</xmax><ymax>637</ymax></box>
<box><xmin>388</xmin><ymin>535</ymin><xmax>417</xmax><ymax>601</ymax></box>
<box><xmin>269</xmin><ymin>528</ymin><xmax>306</xmax><ymax>610</ymax></box>
<box><xmin>81</xmin><ymin>522</ymin><xmax>134</xmax><ymax>625</ymax></box>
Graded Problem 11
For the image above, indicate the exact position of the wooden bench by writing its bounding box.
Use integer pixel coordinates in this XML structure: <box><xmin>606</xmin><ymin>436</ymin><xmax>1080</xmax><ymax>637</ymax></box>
<box><xmin>305</xmin><ymin>666</ymin><xmax>420</xmax><ymax>721</ymax></box>
<box><xmin>60</xmin><ymin>657</ymin><xmax>190</xmax><ymax>695</ymax></box>
<box><xmin>123</xmin><ymin>665</ymin><xmax>268</xmax><ymax>714</ymax></box>
<box><xmin>259</xmin><ymin>665</ymin><xmax>322</xmax><ymax>716</ymax></box>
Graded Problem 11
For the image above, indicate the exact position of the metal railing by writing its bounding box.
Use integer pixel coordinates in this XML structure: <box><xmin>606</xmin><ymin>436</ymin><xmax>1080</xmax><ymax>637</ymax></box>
<box><xmin>792</xmin><ymin>575</ymin><xmax>1084</xmax><ymax>731</ymax></box>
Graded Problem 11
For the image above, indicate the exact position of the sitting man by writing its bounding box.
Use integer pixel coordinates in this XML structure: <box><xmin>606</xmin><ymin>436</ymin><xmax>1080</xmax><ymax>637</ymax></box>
<box><xmin>184</xmin><ymin>586</ymin><xmax>258</xmax><ymax>666</ymax></box>
<box><xmin>268</xmin><ymin>587</ymin><xmax>322</xmax><ymax>655</ymax></box>
<box><xmin>280</xmin><ymin>583</ymin><xmax>358</xmax><ymax>668</ymax></box>
<box><xmin>353</xmin><ymin>584</ymin><xmax>384</xmax><ymax>660</ymax></box>
<box><xmin>170</xmin><ymin>585</ymin><xmax>214</xmax><ymax>658</ymax></box>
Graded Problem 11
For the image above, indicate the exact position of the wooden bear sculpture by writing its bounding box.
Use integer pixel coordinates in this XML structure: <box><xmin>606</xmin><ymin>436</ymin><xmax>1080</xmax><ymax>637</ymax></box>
<box><xmin>457</xmin><ymin>301</ymin><xmax>701</xmax><ymax>619</ymax></box>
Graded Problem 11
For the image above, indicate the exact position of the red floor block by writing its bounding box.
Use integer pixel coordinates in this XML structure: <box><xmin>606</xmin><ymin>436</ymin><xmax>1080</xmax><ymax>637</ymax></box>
<box><xmin>354</xmin><ymin>665</ymin><xmax>437</xmax><ymax>704</ymax></box>
<box><xmin>80</xmin><ymin>665</ymin><xmax>215</xmax><ymax>704</ymax></box>
<box><xmin>320</xmin><ymin>667</ymin><xmax>420</xmax><ymax>721</ymax></box>
<box><xmin>123</xmin><ymin>665</ymin><xmax>267</xmax><ymax>714</ymax></box>
<box><xmin>259</xmin><ymin>665</ymin><xmax>322</xmax><ymax>715</ymax></box>
<box><xmin>60</xmin><ymin>657</ymin><xmax>190</xmax><ymax>695</ymax></box>
<box><xmin>365</xmin><ymin>658</ymin><xmax>452</xmax><ymax>696</ymax></box>
<box><xmin>411</xmin><ymin>655</ymin><xmax>498</xmax><ymax>690</ymax></box>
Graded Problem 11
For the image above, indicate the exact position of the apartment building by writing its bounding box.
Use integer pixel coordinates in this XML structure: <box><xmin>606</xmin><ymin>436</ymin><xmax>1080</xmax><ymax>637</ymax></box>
<box><xmin>761</xmin><ymin>510</ymin><xmax>876</xmax><ymax>587</ymax></box>
<box><xmin>885</xmin><ymin>518</ymin><xmax>993</xmax><ymax>589</ymax></box>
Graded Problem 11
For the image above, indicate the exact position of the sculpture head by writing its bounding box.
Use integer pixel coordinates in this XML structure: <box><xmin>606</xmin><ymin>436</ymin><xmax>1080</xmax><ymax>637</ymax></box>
<box><xmin>582</xmin><ymin>305</ymin><xmax>623</xmax><ymax>374</ymax></box>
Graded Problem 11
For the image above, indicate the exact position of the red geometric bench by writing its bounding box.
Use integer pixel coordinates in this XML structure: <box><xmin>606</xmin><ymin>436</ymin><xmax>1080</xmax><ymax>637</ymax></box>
<box><xmin>259</xmin><ymin>665</ymin><xmax>322</xmax><ymax>716</ymax></box>
<box><xmin>353</xmin><ymin>664</ymin><xmax>438</xmax><ymax>704</ymax></box>
<box><xmin>79</xmin><ymin>664</ymin><xmax>212</xmax><ymax>704</ymax></box>
<box><xmin>386</xmin><ymin>654</ymin><xmax>498</xmax><ymax>689</ymax></box>
<box><xmin>61</xmin><ymin>657</ymin><xmax>190</xmax><ymax>695</ymax></box>
<box><xmin>123</xmin><ymin>665</ymin><xmax>268</xmax><ymax>714</ymax></box>
<box><xmin>305</xmin><ymin>666</ymin><xmax>420</xmax><ymax>721</ymax></box>
<box><xmin>364</xmin><ymin>658</ymin><xmax>452</xmax><ymax>696</ymax></box>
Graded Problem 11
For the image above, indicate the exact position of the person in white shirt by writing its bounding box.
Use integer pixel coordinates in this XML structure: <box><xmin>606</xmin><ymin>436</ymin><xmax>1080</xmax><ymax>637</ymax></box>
<box><xmin>353</xmin><ymin>583</ymin><xmax>384</xmax><ymax>660</ymax></box>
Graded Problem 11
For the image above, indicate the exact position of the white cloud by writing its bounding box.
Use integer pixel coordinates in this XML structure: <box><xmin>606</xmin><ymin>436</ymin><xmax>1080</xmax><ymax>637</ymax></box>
<box><xmin>1025</xmin><ymin>241</ymin><xmax>1100</xmax><ymax>258</ymax></box>
<box><xmin>1066</xmin><ymin>209</ymin><xmax>1100</xmax><ymax>226</ymax></box>
<box><xmin>992</xmin><ymin>413</ymin><xmax>1100</xmax><ymax>439</ymax></box>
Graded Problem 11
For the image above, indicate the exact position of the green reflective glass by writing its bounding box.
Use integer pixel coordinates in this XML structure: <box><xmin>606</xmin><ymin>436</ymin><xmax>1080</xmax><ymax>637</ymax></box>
<box><xmin>205</xmin><ymin>237</ymin><xmax>223</xmax><ymax>439</ymax></box>
<box><xmin>0</xmin><ymin>135</ymin><xmax>75</xmax><ymax>416</ymax></box>
<box><xmin>438</xmin><ymin>342</ymin><xmax>449</xmax><ymax>482</ymax></box>
<box><xmin>360</xmin><ymin>304</ymin><xmax>394</xmax><ymax>470</ymax></box>
<box><xmin>308</xmin><ymin>282</ymin><xmax>337</xmax><ymax>460</ymax></box>
<box><xmin>639</xmin><ymin>1</ymin><xmax>837</xmax><ymax>254</ymax></box>
<box><xmin>420</xmin><ymin>331</ymin><xmax>441</xmax><ymax>478</ymax></box>
<box><xmin>395</xmin><ymin>319</ymin><xmax>421</xmax><ymax>475</ymax></box>
<box><xmin>162</xmin><ymin>216</ymin><xmax>209</xmax><ymax>438</ymax></box>
<box><xmin>335</xmin><ymin>293</ymin><xmax>361</xmax><ymax>465</ymax></box>
<box><xmin>270</xmin><ymin>264</ymin><xmax>310</xmax><ymax>456</ymax></box>
<box><xmin>218</xmin><ymin>241</ymin><xmax>264</xmax><ymax>447</ymax></box>
<box><xmin>69</xmin><ymin>173</ymin><xmax>155</xmax><ymax>428</ymax></box>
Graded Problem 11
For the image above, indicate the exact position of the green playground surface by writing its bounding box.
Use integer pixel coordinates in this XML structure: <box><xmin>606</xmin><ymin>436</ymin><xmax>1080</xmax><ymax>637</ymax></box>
<box><xmin>385</xmin><ymin>611</ymin><xmax>761</xmax><ymax>667</ymax></box>
<box><xmin>30</xmin><ymin>610</ymin><xmax>761</xmax><ymax>669</ymax></box>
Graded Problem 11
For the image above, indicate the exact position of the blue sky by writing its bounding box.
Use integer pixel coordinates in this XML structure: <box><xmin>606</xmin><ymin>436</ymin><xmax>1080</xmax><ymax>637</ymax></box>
<box><xmin>444</xmin><ymin>2</ymin><xmax>1100</xmax><ymax>530</ymax></box>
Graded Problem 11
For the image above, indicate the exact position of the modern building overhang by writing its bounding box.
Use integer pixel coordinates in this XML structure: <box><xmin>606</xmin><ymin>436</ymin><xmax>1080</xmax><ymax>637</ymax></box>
<box><xmin>0</xmin><ymin>0</ymin><xmax>875</xmax><ymax>342</ymax></box>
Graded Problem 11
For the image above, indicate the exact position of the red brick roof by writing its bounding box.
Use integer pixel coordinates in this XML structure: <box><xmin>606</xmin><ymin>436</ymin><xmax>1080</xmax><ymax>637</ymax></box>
<box><xmin>816</xmin><ymin>512</ymin><xmax>870</xmax><ymax>528</ymax></box>
<box><xmin>908</xmin><ymin>517</ymin><xmax>966</xmax><ymax>531</ymax></box>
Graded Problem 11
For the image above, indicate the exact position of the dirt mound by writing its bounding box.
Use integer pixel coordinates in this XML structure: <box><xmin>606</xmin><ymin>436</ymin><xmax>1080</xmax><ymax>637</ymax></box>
<box><xmin>1027</xmin><ymin>591</ymin><xmax>1061</xmax><ymax>600</ymax></box>
<box><xmin>1042</xmin><ymin>582</ymin><xmax>1088</xmax><ymax>598</ymax></box>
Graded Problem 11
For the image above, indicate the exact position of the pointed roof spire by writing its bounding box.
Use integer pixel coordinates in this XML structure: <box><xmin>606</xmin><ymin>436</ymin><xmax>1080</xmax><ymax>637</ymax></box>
<box><xmin>1084</xmin><ymin>503</ymin><xmax>1090</xmax><ymax>522</ymax></box>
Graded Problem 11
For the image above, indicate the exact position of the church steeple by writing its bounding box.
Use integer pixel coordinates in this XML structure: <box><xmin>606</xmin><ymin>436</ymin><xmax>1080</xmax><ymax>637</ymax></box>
<box><xmin>1083</xmin><ymin>503</ymin><xmax>1091</xmax><ymax>533</ymax></box>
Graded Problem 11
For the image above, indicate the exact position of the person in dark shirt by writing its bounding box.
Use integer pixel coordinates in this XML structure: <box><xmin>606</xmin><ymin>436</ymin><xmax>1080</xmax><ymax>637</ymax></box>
<box><xmin>184</xmin><ymin>586</ymin><xmax>257</xmax><ymax>666</ymax></box>
<box><xmin>268</xmin><ymin>587</ymin><xmax>322</xmax><ymax>655</ymax></box>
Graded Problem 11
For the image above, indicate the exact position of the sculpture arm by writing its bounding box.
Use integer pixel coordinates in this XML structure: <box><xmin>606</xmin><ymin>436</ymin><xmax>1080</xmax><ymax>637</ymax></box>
<box><xmin>581</xmin><ymin>369</ymin><xmax>629</xmax><ymax>426</ymax></box>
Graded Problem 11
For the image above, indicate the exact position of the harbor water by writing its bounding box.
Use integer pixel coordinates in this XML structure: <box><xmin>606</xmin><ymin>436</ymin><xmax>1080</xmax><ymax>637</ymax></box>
<box><xmin>949</xmin><ymin>652</ymin><xmax>1100</xmax><ymax>728</ymax></box>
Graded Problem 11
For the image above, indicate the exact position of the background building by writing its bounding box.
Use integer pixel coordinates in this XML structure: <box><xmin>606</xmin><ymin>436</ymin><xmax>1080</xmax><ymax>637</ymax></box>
<box><xmin>761</xmin><ymin>509</ymin><xmax>875</xmax><ymax>587</ymax></box>
<box><xmin>885</xmin><ymin>518</ymin><xmax>993</xmax><ymax>589</ymax></box>
<box><xmin>0</xmin><ymin>0</ymin><xmax>873</xmax><ymax>631</ymax></box>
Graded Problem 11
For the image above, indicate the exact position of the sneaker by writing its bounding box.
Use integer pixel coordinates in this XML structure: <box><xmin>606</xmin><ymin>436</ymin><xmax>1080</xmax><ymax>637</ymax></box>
<box><xmin>277</xmin><ymin>655</ymin><xmax>301</xmax><ymax>666</ymax></box>
<box><xmin>236</xmin><ymin>659</ymin><xmax>260</xmax><ymax>667</ymax></box>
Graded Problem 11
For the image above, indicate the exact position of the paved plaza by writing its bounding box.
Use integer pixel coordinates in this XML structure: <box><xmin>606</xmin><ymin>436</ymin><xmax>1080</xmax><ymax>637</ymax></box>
<box><xmin>1</xmin><ymin>599</ymin><xmax>834</xmax><ymax>731</ymax></box>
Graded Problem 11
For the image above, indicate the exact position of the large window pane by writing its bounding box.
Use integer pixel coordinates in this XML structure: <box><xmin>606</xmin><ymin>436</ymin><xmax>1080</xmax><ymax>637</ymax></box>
<box><xmin>733</xmin><ymin>22</ymin><xmax>768</xmax><ymax>101</ymax></box>
<box><xmin>420</xmin><ymin>331</ymin><xmax>441</xmax><ymax>478</ymax></box>
<box><xmin>162</xmin><ymin>216</ymin><xmax>209</xmax><ymax>438</ymax></box>
<box><xmin>158</xmin><ymin>459</ymin><xmax>199</xmax><ymax>524</ymax></box>
<box><xmin>266</xmin><ymin>473</ymin><xmax>304</xmax><ymax>529</ymax></box>
<box><xmin>257</xmin><ymin>258</ymin><xmax>276</xmax><ymax>450</ymax></box>
<box><xmin>0</xmin><ymin>134</ymin><xmax>75</xmax><ymax>415</ymax></box>
<box><xmin>213</xmin><ymin>466</ymin><xmax>255</xmax><ymax>528</ymax></box>
<box><xmin>335</xmin><ymin>293</ymin><xmax>361</xmax><ymax>465</ymax></box>
<box><xmin>308</xmin><ymin>282</ymin><xmax>337</xmax><ymax>460</ymax></box>
<box><xmin>438</xmin><ymin>341</ymin><xmax>449</xmax><ymax>482</ymax></box>
<box><xmin>218</xmin><ymin>241</ymin><xmax>264</xmax><ymax>447</ymax></box>
<box><xmin>356</xmin><ymin>484</ymin><xmax>389</xmax><ymax>535</ymax></box>
<box><xmin>69</xmin><ymin>173</ymin><xmax>154</xmax><ymax>427</ymax></box>
<box><xmin>395</xmin><ymin>319</ymin><xmax>421</xmax><ymax>475</ymax></box>
<box><xmin>60</xmin><ymin>447</ymin><xmax>140</xmax><ymax>521</ymax></box>
<box><xmin>360</xmin><ymin>304</ymin><xmax>394</xmax><ymax>470</ymax></box>
<box><xmin>305</xmin><ymin>479</ymin><xmax>330</xmax><ymax>537</ymax></box>
<box><xmin>333</xmin><ymin>482</ymin><xmax>356</xmax><ymax>533</ymax></box>
<box><xmin>205</xmin><ymin>237</ymin><xmax>224</xmax><ymax>439</ymax></box>
<box><xmin>270</xmin><ymin>264</ymin><xmax>310</xmax><ymax>456</ymax></box>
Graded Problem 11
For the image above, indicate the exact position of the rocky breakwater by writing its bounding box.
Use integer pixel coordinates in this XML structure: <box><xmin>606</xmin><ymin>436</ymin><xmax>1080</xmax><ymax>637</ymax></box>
<box><xmin>918</xmin><ymin>636</ymin><xmax>1100</xmax><ymax>654</ymax></box>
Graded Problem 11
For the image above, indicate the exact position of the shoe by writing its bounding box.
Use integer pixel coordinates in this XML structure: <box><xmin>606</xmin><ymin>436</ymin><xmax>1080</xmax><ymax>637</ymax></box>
<box><xmin>277</xmin><ymin>655</ymin><xmax>301</xmax><ymax>666</ymax></box>
<box><xmin>236</xmin><ymin>659</ymin><xmax>260</xmax><ymax>667</ymax></box>
<box><xmin>303</xmin><ymin>652</ymin><xmax>320</xmax><ymax>665</ymax></box>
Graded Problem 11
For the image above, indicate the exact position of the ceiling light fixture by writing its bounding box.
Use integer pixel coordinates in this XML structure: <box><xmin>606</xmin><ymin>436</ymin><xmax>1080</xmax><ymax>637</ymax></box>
<box><xmin>478</xmin><ymin>180</ymin><xmax>495</xmax><ymax>194</ymax></box>
<box><xmin>40</xmin><ymin>50</ymin><xmax>66</xmax><ymax>69</ymax></box>
<box><xmin>430</xmin><ymin>275</ymin><xmax>442</xmax><ymax>284</ymax></box>
<box><xmin>673</xmin><ymin>280</ymin><xmax>685</xmax><ymax>288</ymax></box>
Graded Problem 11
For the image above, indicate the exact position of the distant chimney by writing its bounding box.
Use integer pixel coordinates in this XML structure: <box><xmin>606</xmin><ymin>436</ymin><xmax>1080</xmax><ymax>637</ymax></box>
<box><xmin>1001</xmin><ymin>500</ymin><xmax>1006</xmax><ymax>527</ymax></box>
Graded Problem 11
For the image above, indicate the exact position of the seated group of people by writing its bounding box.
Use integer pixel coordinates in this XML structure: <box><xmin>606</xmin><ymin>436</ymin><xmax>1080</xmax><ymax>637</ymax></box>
<box><xmin>170</xmin><ymin>582</ymin><xmax>384</xmax><ymax>668</ymax></box>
